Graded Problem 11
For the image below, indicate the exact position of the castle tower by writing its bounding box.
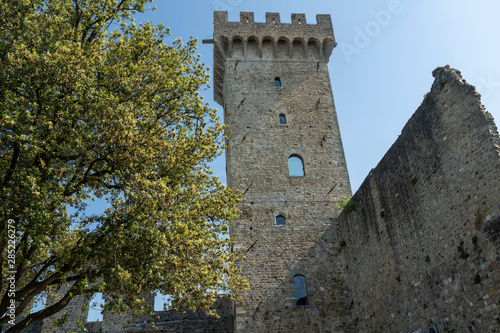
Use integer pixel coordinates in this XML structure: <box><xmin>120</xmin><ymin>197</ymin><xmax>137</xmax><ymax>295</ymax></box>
<box><xmin>205</xmin><ymin>12</ymin><xmax>351</xmax><ymax>332</ymax></box>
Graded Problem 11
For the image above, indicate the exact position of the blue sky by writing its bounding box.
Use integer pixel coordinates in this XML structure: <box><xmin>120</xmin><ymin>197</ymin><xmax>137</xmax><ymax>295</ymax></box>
<box><xmin>84</xmin><ymin>0</ymin><xmax>500</xmax><ymax>318</ymax></box>
<box><xmin>136</xmin><ymin>0</ymin><xmax>500</xmax><ymax>192</ymax></box>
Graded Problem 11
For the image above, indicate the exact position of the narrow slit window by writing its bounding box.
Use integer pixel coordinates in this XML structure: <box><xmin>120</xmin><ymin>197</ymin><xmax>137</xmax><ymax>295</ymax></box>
<box><xmin>279</xmin><ymin>114</ymin><xmax>286</xmax><ymax>124</ymax></box>
<box><xmin>275</xmin><ymin>77</ymin><xmax>281</xmax><ymax>87</ymax></box>
<box><xmin>293</xmin><ymin>275</ymin><xmax>308</xmax><ymax>305</ymax></box>
<box><xmin>288</xmin><ymin>155</ymin><xmax>304</xmax><ymax>176</ymax></box>
<box><xmin>276</xmin><ymin>215</ymin><xmax>285</xmax><ymax>225</ymax></box>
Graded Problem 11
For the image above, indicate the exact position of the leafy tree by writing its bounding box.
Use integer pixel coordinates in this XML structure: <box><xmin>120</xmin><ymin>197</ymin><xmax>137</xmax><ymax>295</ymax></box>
<box><xmin>334</xmin><ymin>195</ymin><xmax>354</xmax><ymax>212</ymax></box>
<box><xmin>0</xmin><ymin>0</ymin><xmax>246</xmax><ymax>331</ymax></box>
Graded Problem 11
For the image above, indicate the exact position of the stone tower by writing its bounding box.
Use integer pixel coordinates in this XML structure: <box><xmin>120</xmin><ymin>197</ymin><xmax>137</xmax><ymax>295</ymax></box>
<box><xmin>206</xmin><ymin>12</ymin><xmax>352</xmax><ymax>332</ymax></box>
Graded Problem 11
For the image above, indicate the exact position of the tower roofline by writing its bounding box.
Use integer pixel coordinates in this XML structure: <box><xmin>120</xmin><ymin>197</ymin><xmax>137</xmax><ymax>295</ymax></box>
<box><xmin>213</xmin><ymin>11</ymin><xmax>335</xmax><ymax>41</ymax></box>
<box><xmin>214</xmin><ymin>11</ymin><xmax>332</xmax><ymax>26</ymax></box>
<box><xmin>208</xmin><ymin>11</ymin><xmax>337</xmax><ymax>106</ymax></box>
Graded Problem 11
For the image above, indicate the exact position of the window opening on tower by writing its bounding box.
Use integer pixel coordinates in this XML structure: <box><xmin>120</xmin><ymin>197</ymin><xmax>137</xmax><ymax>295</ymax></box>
<box><xmin>279</xmin><ymin>114</ymin><xmax>286</xmax><ymax>124</ymax></box>
<box><xmin>288</xmin><ymin>155</ymin><xmax>305</xmax><ymax>176</ymax></box>
<box><xmin>293</xmin><ymin>275</ymin><xmax>308</xmax><ymax>305</ymax></box>
<box><xmin>276</xmin><ymin>215</ymin><xmax>285</xmax><ymax>225</ymax></box>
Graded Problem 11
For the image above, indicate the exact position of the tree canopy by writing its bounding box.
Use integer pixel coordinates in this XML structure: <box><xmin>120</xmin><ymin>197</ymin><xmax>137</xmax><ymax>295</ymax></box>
<box><xmin>0</xmin><ymin>0</ymin><xmax>246</xmax><ymax>331</ymax></box>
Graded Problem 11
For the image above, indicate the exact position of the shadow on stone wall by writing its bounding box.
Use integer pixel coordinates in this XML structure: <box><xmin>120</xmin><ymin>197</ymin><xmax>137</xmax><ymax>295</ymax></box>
<box><xmin>335</xmin><ymin>66</ymin><xmax>500</xmax><ymax>332</ymax></box>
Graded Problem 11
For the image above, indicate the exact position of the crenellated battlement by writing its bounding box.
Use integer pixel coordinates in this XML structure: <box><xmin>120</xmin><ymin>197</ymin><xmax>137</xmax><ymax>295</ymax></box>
<box><xmin>206</xmin><ymin>11</ymin><xmax>337</xmax><ymax>105</ymax></box>
<box><xmin>212</xmin><ymin>12</ymin><xmax>335</xmax><ymax>57</ymax></box>
<box><xmin>215</xmin><ymin>11</ymin><xmax>332</xmax><ymax>26</ymax></box>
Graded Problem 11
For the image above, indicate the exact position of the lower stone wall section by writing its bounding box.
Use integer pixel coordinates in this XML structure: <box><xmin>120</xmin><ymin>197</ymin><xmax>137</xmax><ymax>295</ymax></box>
<box><xmin>35</xmin><ymin>296</ymin><xmax>232</xmax><ymax>333</ymax></box>
<box><xmin>126</xmin><ymin>318</ymin><xmax>233</xmax><ymax>333</ymax></box>
<box><xmin>41</xmin><ymin>288</ymin><xmax>89</xmax><ymax>333</ymax></box>
<box><xmin>124</xmin><ymin>298</ymin><xmax>234</xmax><ymax>333</ymax></box>
<box><xmin>84</xmin><ymin>321</ymin><xmax>103</xmax><ymax>332</ymax></box>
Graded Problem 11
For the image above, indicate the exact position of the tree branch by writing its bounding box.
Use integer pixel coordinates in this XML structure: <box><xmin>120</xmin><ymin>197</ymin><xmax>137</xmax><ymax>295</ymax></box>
<box><xmin>4</xmin><ymin>283</ymin><xmax>80</xmax><ymax>333</ymax></box>
<box><xmin>1</xmin><ymin>142</ymin><xmax>20</xmax><ymax>193</ymax></box>
<box><xmin>0</xmin><ymin>260</ymin><xmax>75</xmax><ymax>323</ymax></box>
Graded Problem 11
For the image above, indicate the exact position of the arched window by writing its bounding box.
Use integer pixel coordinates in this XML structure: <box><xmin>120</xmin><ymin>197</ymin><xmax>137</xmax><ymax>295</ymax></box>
<box><xmin>275</xmin><ymin>77</ymin><xmax>281</xmax><ymax>87</ymax></box>
<box><xmin>293</xmin><ymin>275</ymin><xmax>308</xmax><ymax>305</ymax></box>
<box><xmin>288</xmin><ymin>155</ymin><xmax>304</xmax><ymax>176</ymax></box>
<box><xmin>279</xmin><ymin>114</ymin><xmax>286</xmax><ymax>124</ymax></box>
<box><xmin>154</xmin><ymin>293</ymin><xmax>173</xmax><ymax>311</ymax></box>
<box><xmin>87</xmin><ymin>293</ymin><xmax>104</xmax><ymax>322</ymax></box>
<box><xmin>276</xmin><ymin>215</ymin><xmax>285</xmax><ymax>225</ymax></box>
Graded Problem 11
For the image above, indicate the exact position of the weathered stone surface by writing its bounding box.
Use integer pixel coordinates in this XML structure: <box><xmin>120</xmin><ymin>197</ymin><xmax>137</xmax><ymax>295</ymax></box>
<box><xmin>123</xmin><ymin>298</ymin><xmax>234</xmax><ymax>333</ymax></box>
<box><xmin>336</xmin><ymin>65</ymin><xmax>500</xmax><ymax>332</ymax></box>
<box><xmin>40</xmin><ymin>286</ymin><xmax>89</xmax><ymax>333</ymax></box>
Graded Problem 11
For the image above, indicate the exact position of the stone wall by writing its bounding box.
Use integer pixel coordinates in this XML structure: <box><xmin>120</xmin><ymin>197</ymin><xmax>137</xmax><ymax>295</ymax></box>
<box><xmin>336</xmin><ymin>66</ymin><xmax>500</xmax><ymax>332</ymax></box>
<box><xmin>39</xmin><ymin>296</ymin><xmax>232</xmax><ymax>333</ymax></box>
<box><xmin>40</xmin><ymin>286</ymin><xmax>89</xmax><ymax>333</ymax></box>
<box><xmin>84</xmin><ymin>321</ymin><xmax>102</xmax><ymax>332</ymax></box>
<box><xmin>124</xmin><ymin>298</ymin><xmax>234</xmax><ymax>333</ymax></box>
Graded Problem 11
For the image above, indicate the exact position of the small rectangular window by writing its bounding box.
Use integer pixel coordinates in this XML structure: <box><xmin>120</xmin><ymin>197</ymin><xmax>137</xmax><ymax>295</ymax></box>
<box><xmin>279</xmin><ymin>114</ymin><xmax>286</xmax><ymax>124</ymax></box>
<box><xmin>293</xmin><ymin>275</ymin><xmax>308</xmax><ymax>305</ymax></box>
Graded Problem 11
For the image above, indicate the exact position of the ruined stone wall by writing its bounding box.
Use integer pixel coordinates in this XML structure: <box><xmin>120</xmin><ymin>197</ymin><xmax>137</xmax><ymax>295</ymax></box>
<box><xmin>125</xmin><ymin>298</ymin><xmax>234</xmax><ymax>333</ymax></box>
<box><xmin>39</xmin><ymin>296</ymin><xmax>232</xmax><ymax>333</ymax></box>
<box><xmin>215</xmin><ymin>11</ymin><xmax>353</xmax><ymax>333</ymax></box>
<box><xmin>40</xmin><ymin>286</ymin><xmax>89</xmax><ymax>333</ymax></box>
<box><xmin>336</xmin><ymin>66</ymin><xmax>500</xmax><ymax>332</ymax></box>
<box><xmin>127</xmin><ymin>298</ymin><xmax>234</xmax><ymax>333</ymax></box>
<box><xmin>84</xmin><ymin>321</ymin><xmax>102</xmax><ymax>332</ymax></box>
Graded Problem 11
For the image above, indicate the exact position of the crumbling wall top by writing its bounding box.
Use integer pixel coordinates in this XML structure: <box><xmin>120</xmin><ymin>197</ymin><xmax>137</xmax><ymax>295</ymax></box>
<box><xmin>431</xmin><ymin>65</ymin><xmax>464</xmax><ymax>87</ymax></box>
